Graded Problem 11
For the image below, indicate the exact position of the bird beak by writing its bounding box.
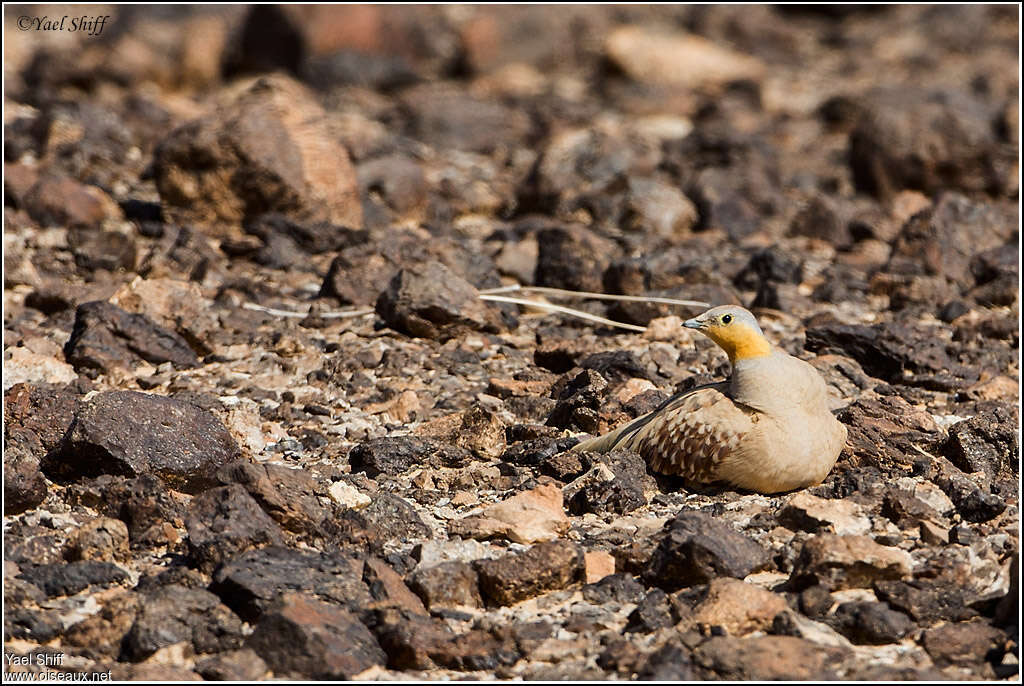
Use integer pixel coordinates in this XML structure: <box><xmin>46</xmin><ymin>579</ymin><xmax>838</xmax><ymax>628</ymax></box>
<box><xmin>683</xmin><ymin>318</ymin><xmax>703</xmax><ymax>330</ymax></box>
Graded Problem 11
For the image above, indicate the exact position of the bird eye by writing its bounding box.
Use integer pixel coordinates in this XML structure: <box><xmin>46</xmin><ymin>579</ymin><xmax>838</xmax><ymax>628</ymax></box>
<box><xmin>721</xmin><ymin>314</ymin><xmax>733</xmax><ymax>324</ymax></box>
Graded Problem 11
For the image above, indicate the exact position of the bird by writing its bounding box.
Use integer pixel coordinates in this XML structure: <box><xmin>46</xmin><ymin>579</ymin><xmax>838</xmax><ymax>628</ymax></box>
<box><xmin>570</xmin><ymin>305</ymin><xmax>847</xmax><ymax>494</ymax></box>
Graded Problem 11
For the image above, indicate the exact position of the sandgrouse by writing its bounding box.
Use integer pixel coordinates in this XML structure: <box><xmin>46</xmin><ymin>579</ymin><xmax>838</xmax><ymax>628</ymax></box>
<box><xmin>571</xmin><ymin>305</ymin><xmax>847</xmax><ymax>494</ymax></box>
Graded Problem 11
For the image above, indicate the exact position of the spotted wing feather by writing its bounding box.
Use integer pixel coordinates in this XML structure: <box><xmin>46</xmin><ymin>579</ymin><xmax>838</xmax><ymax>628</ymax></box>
<box><xmin>614</xmin><ymin>387</ymin><xmax>755</xmax><ymax>481</ymax></box>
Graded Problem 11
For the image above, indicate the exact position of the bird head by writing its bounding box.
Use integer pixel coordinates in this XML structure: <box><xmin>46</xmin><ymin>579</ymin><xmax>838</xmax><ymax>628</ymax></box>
<box><xmin>684</xmin><ymin>305</ymin><xmax>772</xmax><ymax>365</ymax></box>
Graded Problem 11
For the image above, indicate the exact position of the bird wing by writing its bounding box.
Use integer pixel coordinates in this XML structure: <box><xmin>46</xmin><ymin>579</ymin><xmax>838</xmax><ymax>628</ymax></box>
<box><xmin>613</xmin><ymin>384</ymin><xmax>758</xmax><ymax>481</ymax></box>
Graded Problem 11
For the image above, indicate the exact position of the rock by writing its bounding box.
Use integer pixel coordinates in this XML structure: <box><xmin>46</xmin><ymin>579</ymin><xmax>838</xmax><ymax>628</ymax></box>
<box><xmin>210</xmin><ymin>546</ymin><xmax>371</xmax><ymax>623</ymax></box>
<box><xmin>17</xmin><ymin>561</ymin><xmax>128</xmax><ymax>598</ymax></box>
<box><xmin>153</xmin><ymin>75</ymin><xmax>362</xmax><ymax>229</ymax></box>
<box><xmin>67</xmin><ymin>228</ymin><xmax>137</xmax><ymax>273</ymax></box>
<box><xmin>376</xmin><ymin>261</ymin><xmax>505</xmax><ymax>340</ymax></box>
<box><xmin>68</xmin><ymin>474</ymin><xmax>183</xmax><ymax>545</ymax></box>
<box><xmin>874</xmin><ymin>579</ymin><xmax>979</xmax><ymax>626</ymax></box>
<box><xmin>450</xmin><ymin>483</ymin><xmax>570</xmax><ymax>544</ymax></box>
<box><xmin>777</xmin><ymin>492</ymin><xmax>871</xmax><ymax>536</ymax></box>
<box><xmin>4</xmin><ymin>383</ymin><xmax>80</xmax><ymax>454</ymax></box>
<box><xmin>108</xmin><ymin>277</ymin><xmax>216</xmax><ymax>355</ymax></box>
<box><xmin>534</xmin><ymin>223</ymin><xmax>619</xmax><ymax>293</ymax></box>
<box><xmin>928</xmin><ymin>455</ymin><xmax>1006</xmax><ymax>524</ymax></box>
<box><xmin>195</xmin><ymin>649</ymin><xmax>269</xmax><ymax>682</ymax></box>
<box><xmin>360</xmin><ymin>493</ymin><xmax>432</xmax><ymax>545</ymax></box>
<box><xmin>691</xmin><ymin>578</ymin><xmax>788</xmax><ymax>637</ymax></box>
<box><xmin>185</xmin><ymin>484</ymin><xmax>286</xmax><ymax>574</ymax></box>
<box><xmin>3</xmin><ymin>346</ymin><xmax>78</xmax><ymax>391</ymax></box>
<box><xmin>644</xmin><ymin>510</ymin><xmax>770</xmax><ymax>592</ymax></box>
<box><xmin>625</xmin><ymin>588</ymin><xmax>674</xmax><ymax>633</ymax></box>
<box><xmin>44</xmin><ymin>391</ymin><xmax>240</xmax><ymax>493</ymax></box>
<box><xmin>566</xmin><ymin>450</ymin><xmax>652</xmax><ymax>516</ymax></box>
<box><xmin>881</xmin><ymin>487</ymin><xmax>941</xmax><ymax>530</ymax></box>
<box><xmin>363</xmin><ymin>557</ymin><xmax>427</xmax><ymax>615</ymax></box>
<box><xmin>414</xmin><ymin>404</ymin><xmax>507</xmax><ymax>459</ymax></box>
<box><xmin>407</xmin><ymin>561</ymin><xmax>482</xmax><ymax>610</ymax></box>
<box><xmin>247</xmin><ymin>593</ymin><xmax>385</xmax><ymax>679</ymax></box>
<box><xmin>4</xmin><ymin>446</ymin><xmax>47</xmax><ymax>515</ymax></box>
<box><xmin>922</xmin><ymin>620</ymin><xmax>1007</xmax><ymax>668</ymax></box>
<box><xmin>545</xmin><ymin>369</ymin><xmax>609</xmax><ymax>434</ymax></box>
<box><xmin>637</xmin><ymin>639</ymin><xmax>695</xmax><ymax>680</ymax></box>
<box><xmin>830</xmin><ymin>394</ymin><xmax>941</xmax><ymax>474</ymax></box>
<box><xmin>583</xmin><ymin>573</ymin><xmax>645</xmax><ymax>606</ymax></box>
<box><xmin>805</xmin><ymin>321</ymin><xmax>972</xmax><ymax>389</ymax></box>
<box><xmin>349</xmin><ymin>436</ymin><xmax>471</xmax><ymax>478</ymax></box>
<box><xmin>606</xmin><ymin>26</ymin><xmax>764</xmax><ymax>90</ymax></box>
<box><xmin>401</xmin><ymin>83</ymin><xmax>531</xmax><ymax>154</ymax></box>
<box><xmin>584</xmin><ymin>550</ymin><xmax>616</xmax><ymax>584</ymax></box>
<box><xmin>368</xmin><ymin>607</ymin><xmax>519</xmax><ymax>671</ymax></box>
<box><xmin>328</xmin><ymin>480</ymin><xmax>372</xmax><ymax>510</ymax></box>
<box><xmin>124</xmin><ymin>585</ymin><xmax>246</xmax><ymax>660</ymax></box>
<box><xmin>887</xmin><ymin>193</ymin><xmax>1017</xmax><ymax>286</ymax></box>
<box><xmin>356</xmin><ymin>154</ymin><xmax>429</xmax><ymax>226</ymax></box>
<box><xmin>692</xmin><ymin>635</ymin><xmax>847</xmax><ymax>680</ymax></box>
<box><xmin>939</xmin><ymin>407</ymin><xmax>1019</xmax><ymax>482</ymax></box>
<box><xmin>788</xmin><ymin>193</ymin><xmax>851</xmax><ymax>247</ymax></box>
<box><xmin>831</xmin><ymin>601</ymin><xmax>915</xmax><ymax>645</ymax></box>
<box><xmin>474</xmin><ymin>540</ymin><xmax>584</xmax><ymax>606</ymax></box>
<box><xmin>623</xmin><ymin>177</ymin><xmax>698</xmax><ymax>239</ymax></box>
<box><xmin>63</xmin><ymin>591</ymin><xmax>140</xmax><ymax>659</ymax></box>
<box><xmin>22</xmin><ymin>173</ymin><xmax>121</xmax><ymax>228</ymax></box>
<box><xmin>790</xmin><ymin>534</ymin><xmax>912</xmax><ymax>590</ymax></box>
<box><xmin>63</xmin><ymin>301</ymin><xmax>200</xmax><ymax>376</ymax></box>
<box><xmin>66</xmin><ymin>517</ymin><xmax>129</xmax><ymax>562</ymax></box>
<box><xmin>849</xmin><ymin>88</ymin><xmax>1016</xmax><ymax>198</ymax></box>
<box><xmin>216</xmin><ymin>461</ymin><xmax>329</xmax><ymax>534</ymax></box>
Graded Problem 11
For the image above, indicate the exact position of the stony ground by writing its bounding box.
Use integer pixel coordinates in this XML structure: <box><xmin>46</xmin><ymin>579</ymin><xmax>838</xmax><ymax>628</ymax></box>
<box><xmin>3</xmin><ymin>4</ymin><xmax>1019</xmax><ymax>681</ymax></box>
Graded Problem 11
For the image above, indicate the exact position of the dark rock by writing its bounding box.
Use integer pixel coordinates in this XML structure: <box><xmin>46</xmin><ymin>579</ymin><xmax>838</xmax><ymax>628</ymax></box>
<box><xmin>408</xmin><ymin>561</ymin><xmax>482</xmax><ymax>610</ymax></box>
<box><xmin>221</xmin><ymin>5</ymin><xmax>305</xmax><ymax>78</ymax></box>
<box><xmin>475</xmin><ymin>540</ymin><xmax>584</xmax><ymax>607</ymax></box>
<box><xmin>210</xmin><ymin>546</ymin><xmax>371</xmax><ymax>623</ymax></box>
<box><xmin>922</xmin><ymin>620</ymin><xmax>1007</xmax><ymax>668</ymax></box>
<box><xmin>788</xmin><ymin>194</ymin><xmax>850</xmax><ymax>246</ymax></box>
<box><xmin>567</xmin><ymin>449</ymin><xmax>653</xmax><ymax>516</ymax></box>
<box><xmin>349</xmin><ymin>436</ymin><xmax>471</xmax><ymax>478</ymax></box>
<box><xmin>625</xmin><ymin>588</ymin><xmax>674</xmax><ymax>633</ymax></box>
<box><xmin>18</xmin><ymin>561</ymin><xmax>128</xmax><ymax>598</ymax></box>
<box><xmin>367</xmin><ymin>607</ymin><xmax>519</xmax><ymax>671</ymax></box>
<box><xmin>875</xmin><ymin>579</ymin><xmax>981</xmax><ymax>626</ymax></box>
<box><xmin>217</xmin><ymin>460</ymin><xmax>330</xmax><ymax>534</ymax></box>
<box><xmin>401</xmin><ymin>84</ymin><xmax>531</xmax><ymax>154</ymax></box>
<box><xmin>790</xmin><ymin>534</ymin><xmax>911</xmax><ymax>590</ymax></box>
<box><xmin>247</xmin><ymin>593</ymin><xmax>385</xmax><ymax>679</ymax></box>
<box><xmin>4</xmin><ymin>383</ymin><xmax>79</xmax><ymax>454</ymax></box>
<box><xmin>833</xmin><ymin>394</ymin><xmax>941</xmax><ymax>473</ymax></box>
<box><xmin>153</xmin><ymin>75</ymin><xmax>362</xmax><ymax>229</ymax></box>
<box><xmin>688</xmin><ymin>164</ymin><xmax>781</xmax><ymax>241</ymax></box>
<box><xmin>68</xmin><ymin>474</ymin><xmax>183</xmax><ymax>545</ymax></box>
<box><xmin>376</xmin><ymin>261</ymin><xmax>505</xmax><ymax>340</ymax></box>
<box><xmin>582</xmin><ymin>573</ymin><xmax>645</xmax><ymax>606</ymax></box>
<box><xmin>637</xmin><ymin>638</ymin><xmax>696</xmax><ymax>680</ymax></box>
<box><xmin>798</xmin><ymin>584</ymin><xmax>833</xmax><ymax>619</ymax></box>
<box><xmin>545</xmin><ymin>369</ymin><xmax>608</xmax><ymax>433</ymax></box>
<box><xmin>692</xmin><ymin>635</ymin><xmax>847</xmax><ymax>680</ymax></box>
<box><xmin>500</xmin><ymin>436</ymin><xmax>582</xmax><ymax>475</ymax></box>
<box><xmin>4</xmin><ymin>447</ymin><xmax>47</xmax><ymax>515</ymax></box>
<box><xmin>4</xmin><ymin>609</ymin><xmax>63</xmax><ymax>642</ymax></box>
<box><xmin>22</xmin><ymin>173</ymin><xmax>118</xmax><ymax>228</ymax></box>
<box><xmin>363</xmin><ymin>557</ymin><xmax>428</xmax><ymax>615</ymax></box>
<box><xmin>320</xmin><ymin>231</ymin><xmax>500</xmax><ymax>306</ymax></box>
<box><xmin>849</xmin><ymin>88</ymin><xmax>1015</xmax><ymax>198</ymax></box>
<box><xmin>805</xmin><ymin>320</ymin><xmax>974</xmax><ymax>389</ymax></box>
<box><xmin>243</xmin><ymin>212</ymin><xmax>365</xmax><ymax>257</ymax></box>
<box><xmin>881</xmin><ymin>487</ymin><xmax>941</xmax><ymax>530</ymax></box>
<box><xmin>534</xmin><ymin>223</ymin><xmax>619</xmax><ymax>293</ymax></box>
<box><xmin>43</xmin><ymin>391</ymin><xmax>239</xmax><ymax>493</ymax></box>
<box><xmin>124</xmin><ymin>585</ymin><xmax>246</xmax><ymax>660</ymax></box>
<box><xmin>63</xmin><ymin>301</ymin><xmax>199</xmax><ymax>376</ymax></box>
<box><xmin>185</xmin><ymin>484</ymin><xmax>286</xmax><ymax>574</ymax></box>
<box><xmin>360</xmin><ymin>493</ymin><xmax>431</xmax><ymax>544</ymax></box>
<box><xmin>356</xmin><ymin>154</ymin><xmax>429</xmax><ymax>226</ymax></box>
<box><xmin>643</xmin><ymin>510</ymin><xmax>770</xmax><ymax>592</ymax></box>
<box><xmin>534</xmin><ymin>338</ymin><xmax>586</xmax><ymax>374</ymax></box>
<box><xmin>939</xmin><ymin>407</ymin><xmax>1019</xmax><ymax>481</ymax></box>
<box><xmin>733</xmin><ymin>246</ymin><xmax>803</xmax><ymax>291</ymax></box>
<box><xmin>68</xmin><ymin>228</ymin><xmax>137</xmax><ymax>273</ymax></box>
<box><xmin>579</xmin><ymin>350</ymin><xmax>652</xmax><ymax>385</ymax></box>
<box><xmin>831</xmin><ymin>601</ymin><xmax>915</xmax><ymax>645</ymax></box>
<box><xmin>928</xmin><ymin>455</ymin><xmax>1006</xmax><ymax>524</ymax></box>
<box><xmin>887</xmin><ymin>193</ymin><xmax>1017</xmax><ymax>286</ymax></box>
<box><xmin>195</xmin><ymin>649</ymin><xmax>269</xmax><ymax>681</ymax></box>
<box><xmin>303</xmin><ymin>51</ymin><xmax>420</xmax><ymax>92</ymax></box>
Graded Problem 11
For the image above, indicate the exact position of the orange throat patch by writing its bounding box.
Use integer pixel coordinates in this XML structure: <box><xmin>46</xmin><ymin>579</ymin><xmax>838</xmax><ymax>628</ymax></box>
<box><xmin>705</xmin><ymin>324</ymin><xmax>773</xmax><ymax>364</ymax></box>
